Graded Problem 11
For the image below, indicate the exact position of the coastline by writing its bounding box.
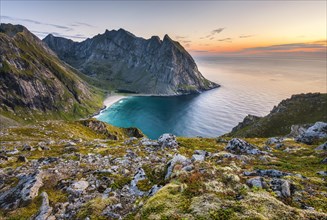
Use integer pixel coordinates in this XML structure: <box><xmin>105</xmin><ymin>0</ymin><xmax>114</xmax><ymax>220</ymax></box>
<box><xmin>92</xmin><ymin>94</ymin><xmax>127</xmax><ymax>118</ymax></box>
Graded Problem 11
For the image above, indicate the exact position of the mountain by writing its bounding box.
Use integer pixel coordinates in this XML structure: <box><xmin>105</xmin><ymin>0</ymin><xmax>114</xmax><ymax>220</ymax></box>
<box><xmin>43</xmin><ymin>29</ymin><xmax>219</xmax><ymax>95</ymax></box>
<box><xmin>0</xmin><ymin>23</ymin><xmax>104</xmax><ymax>126</ymax></box>
<box><xmin>228</xmin><ymin>93</ymin><xmax>327</xmax><ymax>137</ymax></box>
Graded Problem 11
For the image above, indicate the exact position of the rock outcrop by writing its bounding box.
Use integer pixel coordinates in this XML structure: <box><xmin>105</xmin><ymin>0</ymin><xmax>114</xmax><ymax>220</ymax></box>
<box><xmin>228</xmin><ymin>93</ymin><xmax>327</xmax><ymax>137</ymax></box>
<box><xmin>43</xmin><ymin>29</ymin><xmax>219</xmax><ymax>95</ymax></box>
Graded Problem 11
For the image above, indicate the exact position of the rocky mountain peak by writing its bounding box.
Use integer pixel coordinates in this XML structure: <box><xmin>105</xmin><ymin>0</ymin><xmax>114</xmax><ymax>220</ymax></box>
<box><xmin>43</xmin><ymin>28</ymin><xmax>219</xmax><ymax>95</ymax></box>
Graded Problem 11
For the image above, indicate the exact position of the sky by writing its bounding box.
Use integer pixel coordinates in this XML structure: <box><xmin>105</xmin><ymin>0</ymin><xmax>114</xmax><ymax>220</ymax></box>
<box><xmin>0</xmin><ymin>0</ymin><xmax>326</xmax><ymax>57</ymax></box>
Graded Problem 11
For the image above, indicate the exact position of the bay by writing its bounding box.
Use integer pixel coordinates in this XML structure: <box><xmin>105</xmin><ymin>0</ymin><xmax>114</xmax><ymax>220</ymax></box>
<box><xmin>97</xmin><ymin>56</ymin><xmax>326</xmax><ymax>139</ymax></box>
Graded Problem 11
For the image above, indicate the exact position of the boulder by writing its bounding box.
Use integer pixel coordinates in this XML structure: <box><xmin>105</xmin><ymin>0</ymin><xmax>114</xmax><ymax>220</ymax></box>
<box><xmin>225</xmin><ymin>138</ymin><xmax>263</xmax><ymax>155</ymax></box>
<box><xmin>140</xmin><ymin>138</ymin><xmax>159</xmax><ymax>147</ymax></box>
<box><xmin>266</xmin><ymin>137</ymin><xmax>282</xmax><ymax>145</ymax></box>
<box><xmin>67</xmin><ymin>180</ymin><xmax>89</xmax><ymax>196</ymax></box>
<box><xmin>246</xmin><ymin>177</ymin><xmax>265</xmax><ymax>188</ymax></box>
<box><xmin>317</xmin><ymin>171</ymin><xmax>327</xmax><ymax>176</ymax></box>
<box><xmin>191</xmin><ymin>154</ymin><xmax>205</xmax><ymax>162</ymax></box>
<box><xmin>165</xmin><ymin>154</ymin><xmax>190</xmax><ymax>179</ymax></box>
<box><xmin>244</xmin><ymin>169</ymin><xmax>290</xmax><ymax>178</ymax></box>
<box><xmin>17</xmin><ymin>155</ymin><xmax>28</xmax><ymax>162</ymax></box>
<box><xmin>0</xmin><ymin>171</ymin><xmax>43</xmax><ymax>210</ymax></box>
<box><xmin>34</xmin><ymin>192</ymin><xmax>53</xmax><ymax>220</ymax></box>
<box><xmin>321</xmin><ymin>157</ymin><xmax>327</xmax><ymax>164</ymax></box>
<box><xmin>158</xmin><ymin>134</ymin><xmax>178</xmax><ymax>149</ymax></box>
<box><xmin>270</xmin><ymin>179</ymin><xmax>292</xmax><ymax>198</ymax></box>
<box><xmin>296</xmin><ymin>122</ymin><xmax>327</xmax><ymax>144</ymax></box>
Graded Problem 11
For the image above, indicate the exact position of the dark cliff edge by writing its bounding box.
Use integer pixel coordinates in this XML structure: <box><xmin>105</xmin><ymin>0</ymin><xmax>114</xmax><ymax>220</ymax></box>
<box><xmin>227</xmin><ymin>93</ymin><xmax>327</xmax><ymax>137</ymax></box>
<box><xmin>0</xmin><ymin>23</ymin><xmax>104</xmax><ymax>127</ymax></box>
<box><xmin>43</xmin><ymin>29</ymin><xmax>219</xmax><ymax>95</ymax></box>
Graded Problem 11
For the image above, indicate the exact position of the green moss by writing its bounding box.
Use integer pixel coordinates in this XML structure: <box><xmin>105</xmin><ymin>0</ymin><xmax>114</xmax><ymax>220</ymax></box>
<box><xmin>76</xmin><ymin>197</ymin><xmax>112</xmax><ymax>219</ymax></box>
<box><xmin>137</xmin><ymin>179</ymin><xmax>153</xmax><ymax>191</ymax></box>
<box><xmin>110</xmin><ymin>175</ymin><xmax>132</xmax><ymax>190</ymax></box>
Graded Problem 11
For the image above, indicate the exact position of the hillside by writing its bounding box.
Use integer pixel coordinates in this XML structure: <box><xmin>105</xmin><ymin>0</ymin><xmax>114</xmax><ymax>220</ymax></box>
<box><xmin>43</xmin><ymin>29</ymin><xmax>219</xmax><ymax>95</ymax></box>
<box><xmin>228</xmin><ymin>93</ymin><xmax>327</xmax><ymax>138</ymax></box>
<box><xmin>0</xmin><ymin>119</ymin><xmax>326</xmax><ymax>219</ymax></box>
<box><xmin>0</xmin><ymin>24</ymin><xmax>104</xmax><ymax>127</ymax></box>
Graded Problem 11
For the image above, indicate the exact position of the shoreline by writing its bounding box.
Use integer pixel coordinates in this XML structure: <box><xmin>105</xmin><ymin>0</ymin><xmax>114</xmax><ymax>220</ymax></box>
<box><xmin>92</xmin><ymin>94</ymin><xmax>128</xmax><ymax>118</ymax></box>
<box><xmin>92</xmin><ymin>86</ymin><xmax>221</xmax><ymax>118</ymax></box>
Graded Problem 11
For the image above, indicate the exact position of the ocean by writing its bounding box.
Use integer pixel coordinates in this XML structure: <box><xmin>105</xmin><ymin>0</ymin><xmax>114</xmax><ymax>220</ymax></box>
<box><xmin>96</xmin><ymin>56</ymin><xmax>326</xmax><ymax>139</ymax></box>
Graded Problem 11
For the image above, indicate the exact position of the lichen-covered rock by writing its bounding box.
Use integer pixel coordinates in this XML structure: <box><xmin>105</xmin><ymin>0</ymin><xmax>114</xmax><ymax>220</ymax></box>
<box><xmin>270</xmin><ymin>179</ymin><xmax>292</xmax><ymax>198</ymax></box>
<box><xmin>296</xmin><ymin>122</ymin><xmax>327</xmax><ymax>144</ymax></box>
<box><xmin>244</xmin><ymin>169</ymin><xmax>291</xmax><ymax>178</ymax></box>
<box><xmin>67</xmin><ymin>180</ymin><xmax>89</xmax><ymax>196</ymax></box>
<box><xmin>165</xmin><ymin>154</ymin><xmax>190</xmax><ymax>179</ymax></box>
<box><xmin>246</xmin><ymin>177</ymin><xmax>265</xmax><ymax>188</ymax></box>
<box><xmin>158</xmin><ymin>133</ymin><xmax>178</xmax><ymax>149</ymax></box>
<box><xmin>0</xmin><ymin>171</ymin><xmax>43</xmax><ymax>210</ymax></box>
<box><xmin>34</xmin><ymin>192</ymin><xmax>53</xmax><ymax>220</ymax></box>
<box><xmin>225</xmin><ymin>138</ymin><xmax>263</xmax><ymax>155</ymax></box>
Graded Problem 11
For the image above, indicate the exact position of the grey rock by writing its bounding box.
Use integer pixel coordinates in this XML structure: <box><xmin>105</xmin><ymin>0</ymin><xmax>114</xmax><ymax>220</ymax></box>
<box><xmin>67</xmin><ymin>180</ymin><xmax>89</xmax><ymax>196</ymax></box>
<box><xmin>130</xmin><ymin>168</ymin><xmax>147</xmax><ymax>196</ymax></box>
<box><xmin>225</xmin><ymin>138</ymin><xmax>263</xmax><ymax>155</ymax></box>
<box><xmin>270</xmin><ymin>179</ymin><xmax>292</xmax><ymax>198</ymax></box>
<box><xmin>148</xmin><ymin>185</ymin><xmax>161</xmax><ymax>196</ymax></box>
<box><xmin>321</xmin><ymin>157</ymin><xmax>327</xmax><ymax>164</ymax></box>
<box><xmin>266</xmin><ymin>137</ymin><xmax>282</xmax><ymax>145</ymax></box>
<box><xmin>22</xmin><ymin>144</ymin><xmax>33</xmax><ymax>151</ymax></box>
<box><xmin>165</xmin><ymin>154</ymin><xmax>190</xmax><ymax>179</ymax></box>
<box><xmin>158</xmin><ymin>134</ymin><xmax>178</xmax><ymax>149</ymax></box>
<box><xmin>317</xmin><ymin>171</ymin><xmax>327</xmax><ymax>176</ymax></box>
<box><xmin>192</xmin><ymin>154</ymin><xmax>205</xmax><ymax>162</ymax></box>
<box><xmin>244</xmin><ymin>169</ymin><xmax>290</xmax><ymax>178</ymax></box>
<box><xmin>246</xmin><ymin>177</ymin><xmax>264</xmax><ymax>188</ymax></box>
<box><xmin>0</xmin><ymin>171</ymin><xmax>43</xmax><ymax>210</ymax></box>
<box><xmin>140</xmin><ymin>138</ymin><xmax>159</xmax><ymax>147</ymax></box>
<box><xmin>6</xmin><ymin>147</ymin><xmax>19</xmax><ymax>155</ymax></box>
<box><xmin>315</xmin><ymin>142</ymin><xmax>327</xmax><ymax>150</ymax></box>
<box><xmin>34</xmin><ymin>192</ymin><xmax>53</xmax><ymax>220</ymax></box>
<box><xmin>17</xmin><ymin>155</ymin><xmax>28</xmax><ymax>162</ymax></box>
<box><xmin>296</xmin><ymin>122</ymin><xmax>327</xmax><ymax>144</ymax></box>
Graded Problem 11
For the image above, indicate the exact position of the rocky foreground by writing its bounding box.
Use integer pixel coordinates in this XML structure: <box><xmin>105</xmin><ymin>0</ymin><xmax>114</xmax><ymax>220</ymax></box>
<box><xmin>0</xmin><ymin>119</ymin><xmax>326</xmax><ymax>219</ymax></box>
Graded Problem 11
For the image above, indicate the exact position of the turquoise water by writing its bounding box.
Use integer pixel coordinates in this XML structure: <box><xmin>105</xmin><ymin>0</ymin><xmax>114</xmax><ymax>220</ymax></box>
<box><xmin>97</xmin><ymin>56</ymin><xmax>326</xmax><ymax>139</ymax></box>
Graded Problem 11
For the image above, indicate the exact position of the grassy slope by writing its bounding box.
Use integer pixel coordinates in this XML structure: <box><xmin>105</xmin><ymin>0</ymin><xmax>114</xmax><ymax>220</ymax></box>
<box><xmin>228</xmin><ymin>93</ymin><xmax>327</xmax><ymax>138</ymax></box>
<box><xmin>0</xmin><ymin>26</ymin><xmax>105</xmax><ymax>126</ymax></box>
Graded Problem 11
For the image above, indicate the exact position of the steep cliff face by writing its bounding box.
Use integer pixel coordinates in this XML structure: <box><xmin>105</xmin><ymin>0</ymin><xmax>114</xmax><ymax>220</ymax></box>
<box><xmin>43</xmin><ymin>29</ymin><xmax>219</xmax><ymax>95</ymax></box>
<box><xmin>0</xmin><ymin>24</ymin><xmax>103</xmax><ymax>124</ymax></box>
<box><xmin>228</xmin><ymin>93</ymin><xmax>327</xmax><ymax>137</ymax></box>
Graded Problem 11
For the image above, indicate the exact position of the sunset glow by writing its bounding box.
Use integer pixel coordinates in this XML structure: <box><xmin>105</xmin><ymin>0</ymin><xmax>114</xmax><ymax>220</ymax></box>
<box><xmin>1</xmin><ymin>1</ymin><xmax>326</xmax><ymax>57</ymax></box>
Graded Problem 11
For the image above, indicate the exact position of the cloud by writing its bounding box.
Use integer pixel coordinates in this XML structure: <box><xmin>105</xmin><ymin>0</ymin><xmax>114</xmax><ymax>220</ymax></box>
<box><xmin>1</xmin><ymin>15</ymin><xmax>73</xmax><ymax>31</ymax></box>
<box><xmin>201</xmin><ymin>27</ymin><xmax>225</xmax><ymax>39</ymax></box>
<box><xmin>71</xmin><ymin>22</ymin><xmax>95</xmax><ymax>28</ymax></box>
<box><xmin>211</xmin><ymin>28</ymin><xmax>225</xmax><ymax>35</ymax></box>
<box><xmin>181</xmin><ymin>40</ymin><xmax>191</xmax><ymax>43</ymax></box>
<box><xmin>218</xmin><ymin>38</ymin><xmax>232</xmax><ymax>42</ymax></box>
<box><xmin>175</xmin><ymin>35</ymin><xmax>187</xmax><ymax>39</ymax></box>
<box><xmin>243</xmin><ymin>43</ymin><xmax>326</xmax><ymax>52</ymax></box>
<box><xmin>239</xmin><ymin>35</ymin><xmax>254</xmax><ymax>38</ymax></box>
<box><xmin>32</xmin><ymin>30</ymin><xmax>87</xmax><ymax>40</ymax></box>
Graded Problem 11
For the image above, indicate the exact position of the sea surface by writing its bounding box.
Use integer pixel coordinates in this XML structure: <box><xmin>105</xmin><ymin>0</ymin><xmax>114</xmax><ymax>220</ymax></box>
<box><xmin>97</xmin><ymin>56</ymin><xmax>326</xmax><ymax>139</ymax></box>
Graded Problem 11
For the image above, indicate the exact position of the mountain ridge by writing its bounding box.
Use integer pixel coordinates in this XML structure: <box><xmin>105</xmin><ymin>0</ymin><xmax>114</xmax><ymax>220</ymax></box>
<box><xmin>43</xmin><ymin>28</ymin><xmax>219</xmax><ymax>95</ymax></box>
<box><xmin>0</xmin><ymin>23</ymin><xmax>104</xmax><ymax>126</ymax></box>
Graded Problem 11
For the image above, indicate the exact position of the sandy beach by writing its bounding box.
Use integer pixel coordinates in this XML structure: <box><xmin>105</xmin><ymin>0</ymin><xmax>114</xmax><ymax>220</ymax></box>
<box><xmin>93</xmin><ymin>94</ymin><xmax>127</xmax><ymax>118</ymax></box>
